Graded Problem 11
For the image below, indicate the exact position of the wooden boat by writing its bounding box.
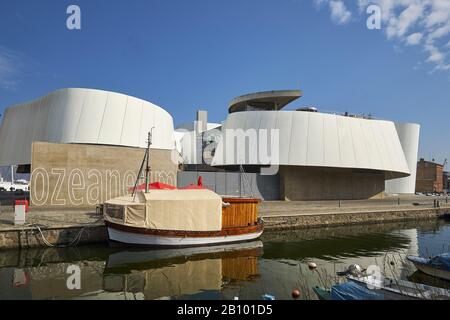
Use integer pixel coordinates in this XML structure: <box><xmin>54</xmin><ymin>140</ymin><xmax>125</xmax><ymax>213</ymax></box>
<box><xmin>103</xmin><ymin>131</ymin><xmax>263</xmax><ymax>247</ymax></box>
<box><xmin>103</xmin><ymin>190</ymin><xmax>263</xmax><ymax>247</ymax></box>
<box><xmin>407</xmin><ymin>253</ymin><xmax>450</xmax><ymax>281</ymax></box>
<box><xmin>346</xmin><ymin>275</ymin><xmax>450</xmax><ymax>300</ymax></box>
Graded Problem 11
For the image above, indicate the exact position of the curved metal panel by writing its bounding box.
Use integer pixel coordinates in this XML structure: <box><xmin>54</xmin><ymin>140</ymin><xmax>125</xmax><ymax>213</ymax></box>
<box><xmin>120</xmin><ymin>96</ymin><xmax>143</xmax><ymax>147</ymax></box>
<box><xmin>0</xmin><ymin>88</ymin><xmax>175</xmax><ymax>166</ymax></box>
<box><xmin>98</xmin><ymin>91</ymin><xmax>128</xmax><ymax>145</ymax></box>
<box><xmin>212</xmin><ymin>111</ymin><xmax>412</xmax><ymax>178</ymax></box>
<box><xmin>385</xmin><ymin>123</ymin><xmax>421</xmax><ymax>194</ymax></box>
<box><xmin>74</xmin><ymin>89</ymin><xmax>108</xmax><ymax>144</ymax></box>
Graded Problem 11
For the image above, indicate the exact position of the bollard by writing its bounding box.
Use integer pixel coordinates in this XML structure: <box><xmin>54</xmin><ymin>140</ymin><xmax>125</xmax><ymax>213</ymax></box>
<box><xmin>433</xmin><ymin>199</ymin><xmax>437</xmax><ymax>208</ymax></box>
<box><xmin>14</xmin><ymin>203</ymin><xmax>26</xmax><ymax>225</ymax></box>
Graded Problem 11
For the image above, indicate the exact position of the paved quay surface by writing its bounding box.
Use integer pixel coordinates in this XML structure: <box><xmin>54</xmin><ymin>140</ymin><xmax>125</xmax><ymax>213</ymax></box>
<box><xmin>0</xmin><ymin>208</ymin><xmax>102</xmax><ymax>231</ymax></box>
<box><xmin>260</xmin><ymin>195</ymin><xmax>450</xmax><ymax>216</ymax></box>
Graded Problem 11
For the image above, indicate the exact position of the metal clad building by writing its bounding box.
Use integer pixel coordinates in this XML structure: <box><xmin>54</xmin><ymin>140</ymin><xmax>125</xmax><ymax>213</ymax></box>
<box><xmin>0</xmin><ymin>88</ymin><xmax>178</xmax><ymax>206</ymax></box>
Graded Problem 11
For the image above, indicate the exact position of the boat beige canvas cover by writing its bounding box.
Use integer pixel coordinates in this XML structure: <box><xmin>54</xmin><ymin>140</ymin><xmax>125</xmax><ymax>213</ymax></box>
<box><xmin>104</xmin><ymin>189</ymin><xmax>222</xmax><ymax>232</ymax></box>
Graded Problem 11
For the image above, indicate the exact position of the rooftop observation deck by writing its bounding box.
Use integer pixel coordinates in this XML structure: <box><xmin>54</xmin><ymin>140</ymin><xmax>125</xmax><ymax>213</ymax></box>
<box><xmin>228</xmin><ymin>90</ymin><xmax>303</xmax><ymax>113</ymax></box>
<box><xmin>227</xmin><ymin>90</ymin><xmax>376</xmax><ymax>120</ymax></box>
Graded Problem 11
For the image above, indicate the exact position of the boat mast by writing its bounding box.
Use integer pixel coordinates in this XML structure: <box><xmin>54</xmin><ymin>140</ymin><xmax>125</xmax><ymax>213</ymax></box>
<box><xmin>132</xmin><ymin>128</ymin><xmax>154</xmax><ymax>200</ymax></box>
<box><xmin>145</xmin><ymin>130</ymin><xmax>153</xmax><ymax>193</ymax></box>
<box><xmin>10</xmin><ymin>165</ymin><xmax>14</xmax><ymax>186</ymax></box>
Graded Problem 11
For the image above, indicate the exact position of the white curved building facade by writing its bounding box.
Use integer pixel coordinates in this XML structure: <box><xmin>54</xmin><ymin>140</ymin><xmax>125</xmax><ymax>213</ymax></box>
<box><xmin>207</xmin><ymin>90</ymin><xmax>420</xmax><ymax>200</ymax></box>
<box><xmin>0</xmin><ymin>88</ymin><xmax>178</xmax><ymax>207</ymax></box>
<box><xmin>0</xmin><ymin>88</ymin><xmax>175</xmax><ymax>166</ymax></box>
<box><xmin>212</xmin><ymin>111</ymin><xmax>411</xmax><ymax>178</ymax></box>
<box><xmin>385</xmin><ymin>123</ymin><xmax>421</xmax><ymax>194</ymax></box>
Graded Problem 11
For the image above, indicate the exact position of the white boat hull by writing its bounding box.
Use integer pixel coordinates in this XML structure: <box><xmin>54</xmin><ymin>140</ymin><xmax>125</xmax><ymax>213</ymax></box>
<box><xmin>107</xmin><ymin>227</ymin><xmax>264</xmax><ymax>247</ymax></box>
<box><xmin>347</xmin><ymin>275</ymin><xmax>450</xmax><ymax>300</ymax></box>
<box><xmin>412</xmin><ymin>263</ymin><xmax>450</xmax><ymax>281</ymax></box>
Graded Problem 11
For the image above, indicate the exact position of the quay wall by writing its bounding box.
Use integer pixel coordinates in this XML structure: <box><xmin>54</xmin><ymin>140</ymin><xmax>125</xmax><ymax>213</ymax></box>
<box><xmin>261</xmin><ymin>208</ymin><xmax>448</xmax><ymax>230</ymax></box>
<box><xmin>0</xmin><ymin>225</ymin><xmax>107</xmax><ymax>250</ymax></box>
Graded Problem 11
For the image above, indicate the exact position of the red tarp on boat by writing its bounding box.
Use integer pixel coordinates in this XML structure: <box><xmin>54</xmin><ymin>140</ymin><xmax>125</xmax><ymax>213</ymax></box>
<box><xmin>128</xmin><ymin>176</ymin><xmax>206</xmax><ymax>192</ymax></box>
<box><xmin>178</xmin><ymin>184</ymin><xmax>207</xmax><ymax>190</ymax></box>
<box><xmin>179</xmin><ymin>176</ymin><xmax>207</xmax><ymax>190</ymax></box>
<box><xmin>128</xmin><ymin>182</ymin><xmax>177</xmax><ymax>192</ymax></box>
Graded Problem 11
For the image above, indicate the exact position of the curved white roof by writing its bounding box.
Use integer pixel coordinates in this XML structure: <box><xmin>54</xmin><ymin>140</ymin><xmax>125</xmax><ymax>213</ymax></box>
<box><xmin>0</xmin><ymin>88</ymin><xmax>175</xmax><ymax>166</ymax></box>
<box><xmin>211</xmin><ymin>111</ymin><xmax>412</xmax><ymax>178</ymax></box>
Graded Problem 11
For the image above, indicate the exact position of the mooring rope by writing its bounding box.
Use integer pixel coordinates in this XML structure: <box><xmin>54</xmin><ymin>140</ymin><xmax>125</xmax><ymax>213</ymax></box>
<box><xmin>22</xmin><ymin>217</ymin><xmax>104</xmax><ymax>248</ymax></box>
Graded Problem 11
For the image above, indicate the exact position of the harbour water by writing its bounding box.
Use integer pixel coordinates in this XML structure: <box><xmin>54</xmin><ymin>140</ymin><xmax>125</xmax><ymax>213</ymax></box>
<box><xmin>0</xmin><ymin>219</ymin><xmax>449</xmax><ymax>300</ymax></box>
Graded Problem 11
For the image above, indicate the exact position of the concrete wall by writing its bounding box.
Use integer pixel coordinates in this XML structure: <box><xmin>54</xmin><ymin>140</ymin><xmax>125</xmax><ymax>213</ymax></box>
<box><xmin>30</xmin><ymin>142</ymin><xmax>178</xmax><ymax>207</ymax></box>
<box><xmin>177</xmin><ymin>171</ymin><xmax>280</xmax><ymax>200</ymax></box>
<box><xmin>280</xmin><ymin>166</ymin><xmax>385</xmax><ymax>201</ymax></box>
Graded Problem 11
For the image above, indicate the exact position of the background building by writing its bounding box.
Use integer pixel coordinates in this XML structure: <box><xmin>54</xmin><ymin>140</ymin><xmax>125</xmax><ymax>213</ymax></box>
<box><xmin>0</xmin><ymin>88</ymin><xmax>178</xmax><ymax>206</ymax></box>
<box><xmin>444</xmin><ymin>171</ymin><xmax>449</xmax><ymax>194</ymax></box>
<box><xmin>0</xmin><ymin>88</ymin><xmax>422</xmax><ymax>204</ymax></box>
<box><xmin>415</xmin><ymin>159</ymin><xmax>444</xmax><ymax>193</ymax></box>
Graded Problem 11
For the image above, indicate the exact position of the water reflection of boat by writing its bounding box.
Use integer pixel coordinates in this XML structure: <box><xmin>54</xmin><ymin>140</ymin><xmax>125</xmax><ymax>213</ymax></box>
<box><xmin>105</xmin><ymin>241</ymin><xmax>263</xmax><ymax>271</ymax></box>
<box><xmin>407</xmin><ymin>253</ymin><xmax>450</xmax><ymax>281</ymax></box>
<box><xmin>103</xmin><ymin>241</ymin><xmax>263</xmax><ymax>300</ymax></box>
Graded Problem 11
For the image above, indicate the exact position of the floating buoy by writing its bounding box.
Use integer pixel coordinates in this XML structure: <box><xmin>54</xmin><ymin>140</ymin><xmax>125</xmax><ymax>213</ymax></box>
<box><xmin>390</xmin><ymin>261</ymin><xmax>395</xmax><ymax>266</ymax></box>
<box><xmin>291</xmin><ymin>289</ymin><xmax>301</xmax><ymax>299</ymax></box>
<box><xmin>308</xmin><ymin>262</ymin><xmax>317</xmax><ymax>269</ymax></box>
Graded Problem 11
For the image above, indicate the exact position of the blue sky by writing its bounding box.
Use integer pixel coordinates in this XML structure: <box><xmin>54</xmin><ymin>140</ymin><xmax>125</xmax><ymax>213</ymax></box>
<box><xmin>0</xmin><ymin>0</ymin><xmax>449</xmax><ymax>167</ymax></box>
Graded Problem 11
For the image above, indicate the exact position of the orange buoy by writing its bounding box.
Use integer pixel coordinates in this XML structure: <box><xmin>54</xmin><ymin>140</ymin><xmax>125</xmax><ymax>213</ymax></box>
<box><xmin>292</xmin><ymin>289</ymin><xmax>301</xmax><ymax>299</ymax></box>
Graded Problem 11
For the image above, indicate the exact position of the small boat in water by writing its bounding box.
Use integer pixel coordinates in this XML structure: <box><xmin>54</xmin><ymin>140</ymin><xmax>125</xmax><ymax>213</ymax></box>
<box><xmin>407</xmin><ymin>253</ymin><xmax>450</xmax><ymax>281</ymax></box>
<box><xmin>103</xmin><ymin>131</ymin><xmax>263</xmax><ymax>247</ymax></box>
<box><xmin>103</xmin><ymin>190</ymin><xmax>263</xmax><ymax>247</ymax></box>
<box><xmin>346</xmin><ymin>274</ymin><xmax>450</xmax><ymax>300</ymax></box>
<box><xmin>313</xmin><ymin>281</ymin><xmax>385</xmax><ymax>300</ymax></box>
<box><xmin>317</xmin><ymin>263</ymin><xmax>450</xmax><ymax>300</ymax></box>
<box><xmin>314</xmin><ymin>276</ymin><xmax>450</xmax><ymax>300</ymax></box>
